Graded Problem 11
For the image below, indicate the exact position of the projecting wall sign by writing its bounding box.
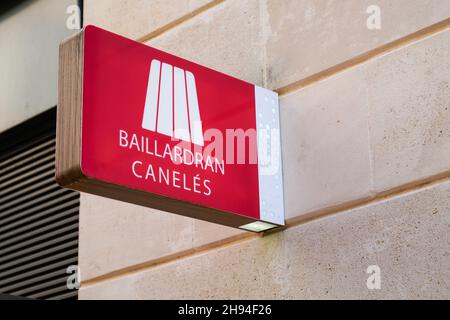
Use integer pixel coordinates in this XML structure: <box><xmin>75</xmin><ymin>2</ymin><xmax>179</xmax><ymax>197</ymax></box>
<box><xmin>57</xmin><ymin>25</ymin><xmax>285</xmax><ymax>232</ymax></box>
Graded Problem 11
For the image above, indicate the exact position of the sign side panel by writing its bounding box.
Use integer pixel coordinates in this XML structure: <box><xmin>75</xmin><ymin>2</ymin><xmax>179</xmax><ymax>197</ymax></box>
<box><xmin>254</xmin><ymin>86</ymin><xmax>285</xmax><ymax>225</ymax></box>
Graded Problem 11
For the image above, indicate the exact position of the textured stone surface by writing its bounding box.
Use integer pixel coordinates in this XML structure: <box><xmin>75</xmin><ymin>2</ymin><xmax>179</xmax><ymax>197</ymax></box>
<box><xmin>79</xmin><ymin>194</ymin><xmax>243</xmax><ymax>281</ymax></box>
<box><xmin>83</xmin><ymin>0</ymin><xmax>211</xmax><ymax>39</ymax></box>
<box><xmin>365</xmin><ymin>29</ymin><xmax>450</xmax><ymax>192</ymax></box>
<box><xmin>265</xmin><ymin>0</ymin><xmax>450</xmax><ymax>88</ymax></box>
<box><xmin>281</xmin><ymin>28</ymin><xmax>450</xmax><ymax>218</ymax></box>
<box><xmin>80</xmin><ymin>180</ymin><xmax>450</xmax><ymax>299</ymax></box>
<box><xmin>280</xmin><ymin>68</ymin><xmax>372</xmax><ymax>218</ymax></box>
<box><xmin>147</xmin><ymin>0</ymin><xmax>264</xmax><ymax>85</ymax></box>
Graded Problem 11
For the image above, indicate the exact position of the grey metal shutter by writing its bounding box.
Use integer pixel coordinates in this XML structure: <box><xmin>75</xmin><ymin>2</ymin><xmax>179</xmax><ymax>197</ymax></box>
<box><xmin>0</xmin><ymin>129</ymin><xmax>79</xmax><ymax>300</ymax></box>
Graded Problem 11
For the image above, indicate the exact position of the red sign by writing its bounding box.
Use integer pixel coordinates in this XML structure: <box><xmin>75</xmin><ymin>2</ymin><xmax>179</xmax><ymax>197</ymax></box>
<box><xmin>57</xmin><ymin>25</ymin><xmax>284</xmax><ymax>232</ymax></box>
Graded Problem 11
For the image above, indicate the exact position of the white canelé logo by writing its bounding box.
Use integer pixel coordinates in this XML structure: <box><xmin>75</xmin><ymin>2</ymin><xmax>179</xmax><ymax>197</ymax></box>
<box><xmin>142</xmin><ymin>59</ymin><xmax>204</xmax><ymax>146</ymax></box>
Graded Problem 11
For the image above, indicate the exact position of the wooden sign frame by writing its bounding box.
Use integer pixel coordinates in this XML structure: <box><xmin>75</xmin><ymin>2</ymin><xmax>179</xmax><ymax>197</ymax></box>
<box><xmin>56</xmin><ymin>26</ymin><xmax>285</xmax><ymax>232</ymax></box>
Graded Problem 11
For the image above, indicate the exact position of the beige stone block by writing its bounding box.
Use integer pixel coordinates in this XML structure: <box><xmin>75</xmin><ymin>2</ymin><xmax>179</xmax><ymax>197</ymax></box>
<box><xmin>281</xmin><ymin>28</ymin><xmax>450</xmax><ymax>219</ymax></box>
<box><xmin>79</xmin><ymin>193</ymin><xmax>246</xmax><ymax>281</ymax></box>
<box><xmin>265</xmin><ymin>0</ymin><xmax>450</xmax><ymax>89</ymax></box>
<box><xmin>365</xmin><ymin>29</ymin><xmax>450</xmax><ymax>192</ymax></box>
<box><xmin>192</xmin><ymin>220</ymin><xmax>245</xmax><ymax>248</ymax></box>
<box><xmin>79</xmin><ymin>194</ymin><xmax>192</xmax><ymax>280</ymax></box>
<box><xmin>79</xmin><ymin>180</ymin><xmax>450</xmax><ymax>299</ymax></box>
<box><xmin>147</xmin><ymin>0</ymin><xmax>264</xmax><ymax>85</ymax></box>
<box><xmin>83</xmin><ymin>0</ymin><xmax>212</xmax><ymax>39</ymax></box>
<box><xmin>280</xmin><ymin>68</ymin><xmax>372</xmax><ymax>219</ymax></box>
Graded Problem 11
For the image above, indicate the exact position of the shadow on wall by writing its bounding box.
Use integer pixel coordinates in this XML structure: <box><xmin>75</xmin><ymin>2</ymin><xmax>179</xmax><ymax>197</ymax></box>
<box><xmin>0</xmin><ymin>0</ymin><xmax>32</xmax><ymax>22</ymax></box>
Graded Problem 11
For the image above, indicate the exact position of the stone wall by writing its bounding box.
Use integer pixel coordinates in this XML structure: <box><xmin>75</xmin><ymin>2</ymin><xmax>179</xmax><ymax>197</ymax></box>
<box><xmin>79</xmin><ymin>0</ymin><xmax>450</xmax><ymax>299</ymax></box>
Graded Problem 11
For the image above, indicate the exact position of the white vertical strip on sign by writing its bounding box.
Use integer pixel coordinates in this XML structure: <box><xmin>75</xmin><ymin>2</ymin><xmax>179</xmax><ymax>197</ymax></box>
<box><xmin>157</xmin><ymin>63</ymin><xmax>174</xmax><ymax>136</ymax></box>
<box><xmin>173</xmin><ymin>67</ymin><xmax>191</xmax><ymax>143</ymax></box>
<box><xmin>254</xmin><ymin>86</ymin><xmax>285</xmax><ymax>226</ymax></box>
<box><xmin>185</xmin><ymin>71</ymin><xmax>204</xmax><ymax>146</ymax></box>
<box><xmin>142</xmin><ymin>59</ymin><xmax>161</xmax><ymax>131</ymax></box>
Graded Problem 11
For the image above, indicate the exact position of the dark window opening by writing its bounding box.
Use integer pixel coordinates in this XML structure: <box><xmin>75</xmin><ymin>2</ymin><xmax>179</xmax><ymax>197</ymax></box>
<box><xmin>0</xmin><ymin>107</ymin><xmax>79</xmax><ymax>300</ymax></box>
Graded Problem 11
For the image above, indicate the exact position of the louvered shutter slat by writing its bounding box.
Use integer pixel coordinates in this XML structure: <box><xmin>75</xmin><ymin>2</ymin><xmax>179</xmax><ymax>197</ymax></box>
<box><xmin>0</xmin><ymin>134</ymin><xmax>79</xmax><ymax>300</ymax></box>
